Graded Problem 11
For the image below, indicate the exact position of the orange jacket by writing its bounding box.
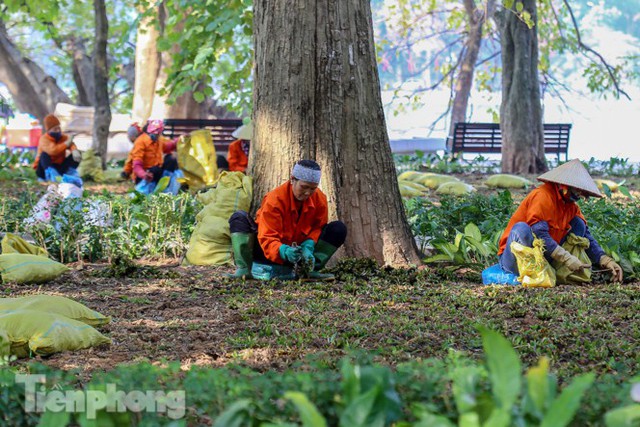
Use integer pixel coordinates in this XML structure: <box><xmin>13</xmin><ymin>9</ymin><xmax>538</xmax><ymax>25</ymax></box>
<box><xmin>228</xmin><ymin>139</ymin><xmax>248</xmax><ymax>172</ymax></box>
<box><xmin>33</xmin><ymin>133</ymin><xmax>76</xmax><ymax>170</ymax></box>
<box><xmin>129</xmin><ymin>134</ymin><xmax>174</xmax><ymax>171</ymax></box>
<box><xmin>498</xmin><ymin>182</ymin><xmax>586</xmax><ymax>255</ymax></box>
<box><xmin>256</xmin><ymin>181</ymin><xmax>328</xmax><ymax>264</ymax></box>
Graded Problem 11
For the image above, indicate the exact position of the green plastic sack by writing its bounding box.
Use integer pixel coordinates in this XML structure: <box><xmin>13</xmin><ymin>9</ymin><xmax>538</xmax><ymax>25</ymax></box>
<box><xmin>0</xmin><ymin>310</ymin><xmax>111</xmax><ymax>358</ymax></box>
<box><xmin>552</xmin><ymin>234</ymin><xmax>592</xmax><ymax>284</ymax></box>
<box><xmin>485</xmin><ymin>174</ymin><xmax>533</xmax><ymax>189</ymax></box>
<box><xmin>0</xmin><ymin>295</ymin><xmax>110</xmax><ymax>327</ymax></box>
<box><xmin>416</xmin><ymin>173</ymin><xmax>460</xmax><ymax>189</ymax></box>
<box><xmin>398</xmin><ymin>181</ymin><xmax>425</xmax><ymax>197</ymax></box>
<box><xmin>77</xmin><ymin>149</ymin><xmax>105</xmax><ymax>182</ymax></box>
<box><xmin>435</xmin><ymin>181</ymin><xmax>476</xmax><ymax>195</ymax></box>
<box><xmin>0</xmin><ymin>254</ymin><xmax>68</xmax><ymax>284</ymax></box>
<box><xmin>1</xmin><ymin>233</ymin><xmax>48</xmax><ymax>257</ymax></box>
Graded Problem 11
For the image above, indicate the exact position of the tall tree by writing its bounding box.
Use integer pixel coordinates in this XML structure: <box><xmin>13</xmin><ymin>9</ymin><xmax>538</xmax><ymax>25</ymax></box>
<box><xmin>253</xmin><ymin>0</ymin><xmax>421</xmax><ymax>265</ymax></box>
<box><xmin>499</xmin><ymin>0</ymin><xmax>546</xmax><ymax>174</ymax></box>
<box><xmin>0</xmin><ymin>20</ymin><xmax>71</xmax><ymax>122</ymax></box>
<box><xmin>93</xmin><ymin>0</ymin><xmax>111</xmax><ymax>168</ymax></box>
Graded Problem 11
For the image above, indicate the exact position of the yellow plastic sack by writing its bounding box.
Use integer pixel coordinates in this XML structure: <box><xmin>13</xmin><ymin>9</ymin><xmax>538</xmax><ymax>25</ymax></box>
<box><xmin>551</xmin><ymin>234</ymin><xmax>592</xmax><ymax>284</ymax></box>
<box><xmin>397</xmin><ymin>171</ymin><xmax>425</xmax><ymax>182</ymax></box>
<box><xmin>436</xmin><ymin>181</ymin><xmax>476</xmax><ymax>195</ymax></box>
<box><xmin>417</xmin><ymin>173</ymin><xmax>460</xmax><ymax>189</ymax></box>
<box><xmin>1</xmin><ymin>233</ymin><xmax>48</xmax><ymax>257</ymax></box>
<box><xmin>485</xmin><ymin>174</ymin><xmax>533</xmax><ymax>189</ymax></box>
<box><xmin>186</xmin><ymin>171</ymin><xmax>253</xmax><ymax>266</ymax></box>
<box><xmin>0</xmin><ymin>310</ymin><xmax>111</xmax><ymax>358</ymax></box>
<box><xmin>398</xmin><ymin>179</ymin><xmax>428</xmax><ymax>192</ymax></box>
<box><xmin>511</xmin><ymin>239</ymin><xmax>556</xmax><ymax>288</ymax></box>
<box><xmin>77</xmin><ymin>149</ymin><xmax>105</xmax><ymax>182</ymax></box>
<box><xmin>0</xmin><ymin>295</ymin><xmax>110</xmax><ymax>327</ymax></box>
<box><xmin>594</xmin><ymin>179</ymin><xmax>619</xmax><ymax>192</ymax></box>
<box><xmin>177</xmin><ymin>130</ymin><xmax>219</xmax><ymax>191</ymax></box>
<box><xmin>0</xmin><ymin>254</ymin><xmax>68</xmax><ymax>284</ymax></box>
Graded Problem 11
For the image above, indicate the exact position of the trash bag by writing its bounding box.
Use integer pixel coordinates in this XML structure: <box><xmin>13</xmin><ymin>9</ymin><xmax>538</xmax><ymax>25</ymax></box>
<box><xmin>1</xmin><ymin>233</ymin><xmax>48</xmax><ymax>257</ymax></box>
<box><xmin>0</xmin><ymin>254</ymin><xmax>68</xmax><ymax>284</ymax></box>
<box><xmin>185</xmin><ymin>171</ymin><xmax>253</xmax><ymax>266</ymax></box>
<box><xmin>436</xmin><ymin>181</ymin><xmax>476</xmax><ymax>195</ymax></box>
<box><xmin>0</xmin><ymin>295</ymin><xmax>110</xmax><ymax>327</ymax></box>
<box><xmin>485</xmin><ymin>174</ymin><xmax>533</xmax><ymax>189</ymax></box>
<box><xmin>176</xmin><ymin>129</ymin><xmax>219</xmax><ymax>191</ymax></box>
<box><xmin>417</xmin><ymin>173</ymin><xmax>460</xmax><ymax>189</ymax></box>
<box><xmin>510</xmin><ymin>239</ymin><xmax>556</xmax><ymax>288</ymax></box>
<box><xmin>397</xmin><ymin>171</ymin><xmax>425</xmax><ymax>182</ymax></box>
<box><xmin>23</xmin><ymin>184</ymin><xmax>62</xmax><ymax>226</ymax></box>
<box><xmin>0</xmin><ymin>310</ymin><xmax>110</xmax><ymax>358</ymax></box>
<box><xmin>135</xmin><ymin>179</ymin><xmax>157</xmax><ymax>195</ymax></box>
<box><xmin>399</xmin><ymin>182</ymin><xmax>424</xmax><ymax>198</ymax></box>
<box><xmin>44</xmin><ymin>167</ymin><xmax>62</xmax><ymax>183</ymax></box>
<box><xmin>551</xmin><ymin>234</ymin><xmax>592</xmax><ymax>284</ymax></box>
<box><xmin>482</xmin><ymin>263</ymin><xmax>521</xmax><ymax>286</ymax></box>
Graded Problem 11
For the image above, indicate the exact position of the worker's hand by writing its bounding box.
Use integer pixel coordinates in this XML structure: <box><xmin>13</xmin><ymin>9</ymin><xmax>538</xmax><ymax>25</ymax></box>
<box><xmin>550</xmin><ymin>245</ymin><xmax>590</xmax><ymax>272</ymax></box>
<box><xmin>600</xmin><ymin>255</ymin><xmax>623</xmax><ymax>283</ymax></box>
<box><xmin>300</xmin><ymin>239</ymin><xmax>315</xmax><ymax>265</ymax></box>
<box><xmin>65</xmin><ymin>137</ymin><xmax>74</xmax><ymax>148</ymax></box>
<box><xmin>279</xmin><ymin>244</ymin><xmax>302</xmax><ymax>264</ymax></box>
<box><xmin>120</xmin><ymin>171</ymin><xmax>129</xmax><ymax>180</ymax></box>
<box><xmin>143</xmin><ymin>171</ymin><xmax>154</xmax><ymax>182</ymax></box>
<box><xmin>71</xmin><ymin>149</ymin><xmax>82</xmax><ymax>162</ymax></box>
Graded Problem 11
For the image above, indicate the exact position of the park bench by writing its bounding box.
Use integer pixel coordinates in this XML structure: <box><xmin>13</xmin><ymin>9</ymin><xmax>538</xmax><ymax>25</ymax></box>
<box><xmin>162</xmin><ymin>118</ymin><xmax>243</xmax><ymax>155</ymax></box>
<box><xmin>450</xmin><ymin>122</ymin><xmax>571</xmax><ymax>161</ymax></box>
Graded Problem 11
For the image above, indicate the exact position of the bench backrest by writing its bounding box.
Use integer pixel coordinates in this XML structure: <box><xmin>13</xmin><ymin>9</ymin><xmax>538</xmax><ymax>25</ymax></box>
<box><xmin>162</xmin><ymin>118</ymin><xmax>243</xmax><ymax>154</ymax></box>
<box><xmin>451</xmin><ymin>122</ymin><xmax>571</xmax><ymax>160</ymax></box>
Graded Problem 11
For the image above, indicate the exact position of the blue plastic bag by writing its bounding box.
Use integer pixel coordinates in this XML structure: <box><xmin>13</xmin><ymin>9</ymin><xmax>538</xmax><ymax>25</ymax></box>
<box><xmin>135</xmin><ymin>179</ymin><xmax>157</xmax><ymax>195</ymax></box>
<box><xmin>61</xmin><ymin>174</ymin><xmax>83</xmax><ymax>189</ymax></box>
<box><xmin>162</xmin><ymin>170</ymin><xmax>184</xmax><ymax>195</ymax></box>
<box><xmin>44</xmin><ymin>167</ymin><xmax>62</xmax><ymax>183</ymax></box>
<box><xmin>482</xmin><ymin>263</ymin><xmax>520</xmax><ymax>286</ymax></box>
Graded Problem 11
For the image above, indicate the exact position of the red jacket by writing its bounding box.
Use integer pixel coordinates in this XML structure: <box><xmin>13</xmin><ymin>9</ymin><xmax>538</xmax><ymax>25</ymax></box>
<box><xmin>498</xmin><ymin>182</ymin><xmax>586</xmax><ymax>255</ymax></box>
<box><xmin>256</xmin><ymin>181</ymin><xmax>328</xmax><ymax>264</ymax></box>
<box><xmin>227</xmin><ymin>139</ymin><xmax>248</xmax><ymax>172</ymax></box>
<box><xmin>33</xmin><ymin>134</ymin><xmax>76</xmax><ymax>170</ymax></box>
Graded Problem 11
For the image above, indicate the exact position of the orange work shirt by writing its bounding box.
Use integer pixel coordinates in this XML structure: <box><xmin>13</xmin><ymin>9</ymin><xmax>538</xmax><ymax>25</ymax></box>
<box><xmin>498</xmin><ymin>182</ymin><xmax>586</xmax><ymax>255</ymax></box>
<box><xmin>256</xmin><ymin>181</ymin><xmax>329</xmax><ymax>264</ymax></box>
<box><xmin>33</xmin><ymin>133</ymin><xmax>76</xmax><ymax>170</ymax></box>
<box><xmin>130</xmin><ymin>134</ymin><xmax>173</xmax><ymax>170</ymax></box>
<box><xmin>227</xmin><ymin>139</ymin><xmax>248</xmax><ymax>173</ymax></box>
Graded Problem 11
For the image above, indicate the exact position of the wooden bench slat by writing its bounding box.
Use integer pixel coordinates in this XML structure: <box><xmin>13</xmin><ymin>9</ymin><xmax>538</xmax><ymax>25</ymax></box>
<box><xmin>162</xmin><ymin>118</ymin><xmax>244</xmax><ymax>155</ymax></box>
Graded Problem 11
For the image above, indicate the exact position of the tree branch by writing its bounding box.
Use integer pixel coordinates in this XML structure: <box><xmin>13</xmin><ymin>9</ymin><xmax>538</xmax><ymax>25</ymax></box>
<box><xmin>562</xmin><ymin>0</ymin><xmax>630</xmax><ymax>100</ymax></box>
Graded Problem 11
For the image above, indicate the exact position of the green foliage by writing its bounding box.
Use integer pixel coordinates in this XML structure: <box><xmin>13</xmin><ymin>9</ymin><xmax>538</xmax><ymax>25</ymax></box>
<box><xmin>159</xmin><ymin>0</ymin><xmax>253</xmax><ymax>114</ymax></box>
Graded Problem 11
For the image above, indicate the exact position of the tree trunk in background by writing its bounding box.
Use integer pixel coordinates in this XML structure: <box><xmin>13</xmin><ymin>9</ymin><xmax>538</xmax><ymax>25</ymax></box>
<box><xmin>448</xmin><ymin>0</ymin><xmax>495</xmax><ymax>144</ymax></box>
<box><xmin>93</xmin><ymin>0</ymin><xmax>111</xmax><ymax>168</ymax></box>
<box><xmin>0</xmin><ymin>20</ymin><xmax>71</xmax><ymax>123</ymax></box>
<box><xmin>253</xmin><ymin>0</ymin><xmax>421</xmax><ymax>266</ymax></box>
<box><xmin>69</xmin><ymin>37</ymin><xmax>96</xmax><ymax>106</ymax></box>
<box><xmin>132</xmin><ymin>5</ymin><xmax>163</xmax><ymax>123</ymax></box>
<box><xmin>500</xmin><ymin>0</ymin><xmax>547</xmax><ymax>174</ymax></box>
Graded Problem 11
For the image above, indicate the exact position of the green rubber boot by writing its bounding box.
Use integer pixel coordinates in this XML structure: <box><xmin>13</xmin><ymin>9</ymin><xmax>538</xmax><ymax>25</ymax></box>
<box><xmin>226</xmin><ymin>232</ymin><xmax>255</xmax><ymax>279</ymax></box>
<box><xmin>307</xmin><ymin>240</ymin><xmax>339</xmax><ymax>281</ymax></box>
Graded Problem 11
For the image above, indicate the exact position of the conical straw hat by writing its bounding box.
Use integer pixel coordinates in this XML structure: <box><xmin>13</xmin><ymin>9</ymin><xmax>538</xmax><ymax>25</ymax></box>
<box><xmin>537</xmin><ymin>159</ymin><xmax>602</xmax><ymax>197</ymax></box>
<box><xmin>232</xmin><ymin>123</ymin><xmax>253</xmax><ymax>140</ymax></box>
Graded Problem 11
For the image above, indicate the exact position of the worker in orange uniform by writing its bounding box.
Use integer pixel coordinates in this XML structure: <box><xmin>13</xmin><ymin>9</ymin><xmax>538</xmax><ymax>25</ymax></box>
<box><xmin>498</xmin><ymin>159</ymin><xmax>623</xmax><ymax>282</ymax></box>
<box><xmin>227</xmin><ymin>123</ymin><xmax>252</xmax><ymax>173</ymax></box>
<box><xmin>128</xmin><ymin>120</ymin><xmax>178</xmax><ymax>183</ymax></box>
<box><xmin>227</xmin><ymin>159</ymin><xmax>347</xmax><ymax>281</ymax></box>
<box><xmin>34</xmin><ymin>114</ymin><xmax>82</xmax><ymax>181</ymax></box>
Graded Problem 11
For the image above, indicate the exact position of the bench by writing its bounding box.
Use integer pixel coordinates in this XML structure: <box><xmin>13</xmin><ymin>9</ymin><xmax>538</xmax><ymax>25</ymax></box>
<box><xmin>162</xmin><ymin>118</ymin><xmax>244</xmax><ymax>155</ymax></box>
<box><xmin>450</xmin><ymin>122</ymin><xmax>571</xmax><ymax>161</ymax></box>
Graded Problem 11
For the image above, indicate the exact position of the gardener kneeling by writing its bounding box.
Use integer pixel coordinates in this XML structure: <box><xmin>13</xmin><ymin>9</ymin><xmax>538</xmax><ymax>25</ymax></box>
<box><xmin>34</xmin><ymin>114</ymin><xmax>82</xmax><ymax>181</ymax></box>
<box><xmin>497</xmin><ymin>159</ymin><xmax>623</xmax><ymax>282</ymax></box>
<box><xmin>228</xmin><ymin>159</ymin><xmax>347</xmax><ymax>281</ymax></box>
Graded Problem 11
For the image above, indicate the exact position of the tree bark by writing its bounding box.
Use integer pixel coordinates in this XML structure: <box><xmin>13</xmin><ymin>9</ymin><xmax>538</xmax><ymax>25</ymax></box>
<box><xmin>253</xmin><ymin>0</ymin><xmax>421</xmax><ymax>266</ymax></box>
<box><xmin>500</xmin><ymin>0</ymin><xmax>547</xmax><ymax>174</ymax></box>
<box><xmin>69</xmin><ymin>37</ymin><xmax>96</xmax><ymax>106</ymax></box>
<box><xmin>0</xmin><ymin>20</ymin><xmax>71</xmax><ymax>123</ymax></box>
<box><xmin>93</xmin><ymin>0</ymin><xmax>111</xmax><ymax>168</ymax></box>
<box><xmin>448</xmin><ymin>0</ymin><xmax>495</xmax><ymax>143</ymax></box>
<box><xmin>132</xmin><ymin>5</ymin><xmax>163</xmax><ymax>123</ymax></box>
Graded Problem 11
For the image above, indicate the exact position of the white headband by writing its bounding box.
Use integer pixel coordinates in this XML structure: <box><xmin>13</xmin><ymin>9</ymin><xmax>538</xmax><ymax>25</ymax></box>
<box><xmin>292</xmin><ymin>163</ymin><xmax>321</xmax><ymax>184</ymax></box>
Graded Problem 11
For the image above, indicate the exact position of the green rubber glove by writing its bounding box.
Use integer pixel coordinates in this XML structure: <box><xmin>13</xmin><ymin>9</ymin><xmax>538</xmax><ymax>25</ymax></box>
<box><xmin>279</xmin><ymin>244</ymin><xmax>302</xmax><ymax>263</ymax></box>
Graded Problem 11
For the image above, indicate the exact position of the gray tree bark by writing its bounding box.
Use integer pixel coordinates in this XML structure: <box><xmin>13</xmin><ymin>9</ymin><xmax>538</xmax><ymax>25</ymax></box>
<box><xmin>448</xmin><ymin>0</ymin><xmax>496</xmax><ymax>142</ymax></box>
<box><xmin>68</xmin><ymin>37</ymin><xmax>96</xmax><ymax>106</ymax></box>
<box><xmin>93</xmin><ymin>0</ymin><xmax>111</xmax><ymax>168</ymax></box>
<box><xmin>0</xmin><ymin>20</ymin><xmax>71</xmax><ymax>123</ymax></box>
<box><xmin>132</xmin><ymin>5</ymin><xmax>163</xmax><ymax>123</ymax></box>
<box><xmin>500</xmin><ymin>0</ymin><xmax>547</xmax><ymax>174</ymax></box>
<box><xmin>253</xmin><ymin>0</ymin><xmax>421</xmax><ymax>266</ymax></box>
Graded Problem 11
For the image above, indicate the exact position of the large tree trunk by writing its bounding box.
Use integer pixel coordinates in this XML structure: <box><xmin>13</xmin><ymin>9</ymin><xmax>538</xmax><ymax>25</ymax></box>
<box><xmin>69</xmin><ymin>37</ymin><xmax>96</xmax><ymax>106</ymax></box>
<box><xmin>253</xmin><ymin>0</ymin><xmax>420</xmax><ymax>266</ymax></box>
<box><xmin>448</xmin><ymin>0</ymin><xmax>495</xmax><ymax>143</ymax></box>
<box><xmin>93</xmin><ymin>0</ymin><xmax>111</xmax><ymax>168</ymax></box>
<box><xmin>132</xmin><ymin>5</ymin><xmax>163</xmax><ymax>123</ymax></box>
<box><xmin>500</xmin><ymin>0</ymin><xmax>547</xmax><ymax>174</ymax></box>
<box><xmin>0</xmin><ymin>20</ymin><xmax>71</xmax><ymax>123</ymax></box>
